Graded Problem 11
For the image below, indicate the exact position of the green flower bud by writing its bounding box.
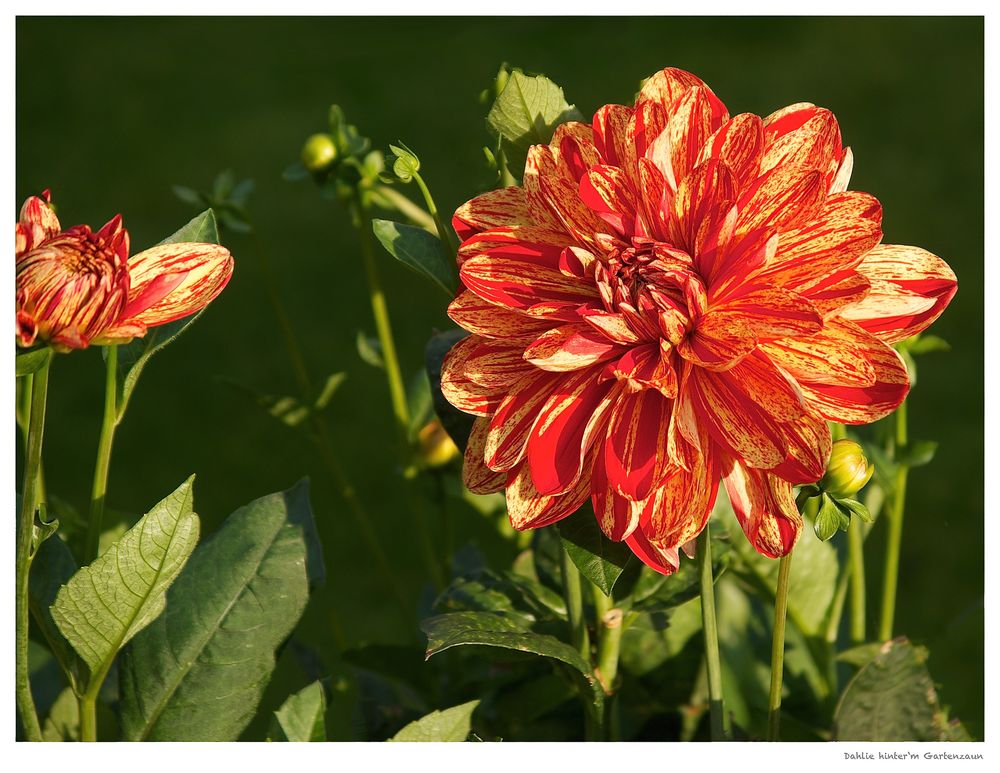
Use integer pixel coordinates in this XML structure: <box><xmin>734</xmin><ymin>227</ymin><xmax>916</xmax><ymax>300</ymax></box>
<box><xmin>300</xmin><ymin>133</ymin><xmax>337</xmax><ymax>173</ymax></box>
<box><xmin>820</xmin><ymin>439</ymin><xmax>874</xmax><ymax>498</ymax></box>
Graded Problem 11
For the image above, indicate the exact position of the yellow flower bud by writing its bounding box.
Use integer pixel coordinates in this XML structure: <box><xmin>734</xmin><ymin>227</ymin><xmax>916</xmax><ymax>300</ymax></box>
<box><xmin>417</xmin><ymin>419</ymin><xmax>459</xmax><ymax>469</ymax></box>
<box><xmin>300</xmin><ymin>133</ymin><xmax>337</xmax><ymax>173</ymax></box>
<box><xmin>820</xmin><ymin>439</ymin><xmax>874</xmax><ymax>498</ymax></box>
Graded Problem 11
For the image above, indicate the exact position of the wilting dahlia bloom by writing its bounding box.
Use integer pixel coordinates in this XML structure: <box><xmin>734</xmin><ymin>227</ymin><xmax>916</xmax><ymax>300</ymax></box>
<box><xmin>16</xmin><ymin>190</ymin><xmax>233</xmax><ymax>351</ymax></box>
<box><xmin>442</xmin><ymin>67</ymin><xmax>956</xmax><ymax>574</ymax></box>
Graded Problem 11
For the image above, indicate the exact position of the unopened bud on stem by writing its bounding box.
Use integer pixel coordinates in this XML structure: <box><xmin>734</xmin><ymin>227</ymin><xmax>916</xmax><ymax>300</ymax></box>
<box><xmin>820</xmin><ymin>439</ymin><xmax>874</xmax><ymax>498</ymax></box>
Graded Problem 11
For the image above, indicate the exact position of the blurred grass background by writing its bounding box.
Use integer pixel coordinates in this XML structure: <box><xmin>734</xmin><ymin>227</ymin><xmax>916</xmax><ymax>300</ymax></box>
<box><xmin>16</xmin><ymin>16</ymin><xmax>983</xmax><ymax>738</ymax></box>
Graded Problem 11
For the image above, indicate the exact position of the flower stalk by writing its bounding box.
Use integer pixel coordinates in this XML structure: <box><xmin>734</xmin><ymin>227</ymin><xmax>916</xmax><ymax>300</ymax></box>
<box><xmin>847</xmin><ymin>519</ymin><xmax>867</xmax><ymax>644</ymax></box>
<box><xmin>411</xmin><ymin>171</ymin><xmax>458</xmax><ymax>260</ymax></box>
<box><xmin>85</xmin><ymin>344</ymin><xmax>119</xmax><ymax>561</ymax></box>
<box><xmin>879</xmin><ymin>398</ymin><xmax>909</xmax><ymax>641</ymax></box>
<box><xmin>16</xmin><ymin>358</ymin><xmax>50</xmax><ymax>741</ymax></box>
<box><xmin>697</xmin><ymin>525</ymin><xmax>729</xmax><ymax>741</ymax></box>
<box><xmin>767</xmin><ymin>551</ymin><xmax>793</xmax><ymax>741</ymax></box>
<box><xmin>559</xmin><ymin>546</ymin><xmax>589</xmax><ymax>661</ymax></box>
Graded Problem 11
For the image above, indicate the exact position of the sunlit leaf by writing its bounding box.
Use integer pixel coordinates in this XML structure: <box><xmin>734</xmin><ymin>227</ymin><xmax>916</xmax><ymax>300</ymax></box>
<box><xmin>372</xmin><ymin>219</ymin><xmax>456</xmax><ymax>296</ymax></box>
<box><xmin>271</xmin><ymin>681</ymin><xmax>328</xmax><ymax>742</ymax></box>
<box><xmin>557</xmin><ymin>508</ymin><xmax>633</xmax><ymax>597</ymax></box>
<box><xmin>388</xmin><ymin>700</ymin><xmax>479</xmax><ymax>742</ymax></box>
<box><xmin>118</xmin><ymin>480</ymin><xmax>322</xmax><ymax>741</ymax></box>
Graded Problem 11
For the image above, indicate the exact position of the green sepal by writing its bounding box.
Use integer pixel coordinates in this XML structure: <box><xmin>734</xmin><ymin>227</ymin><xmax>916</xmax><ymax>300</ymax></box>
<box><xmin>16</xmin><ymin>346</ymin><xmax>52</xmax><ymax>377</ymax></box>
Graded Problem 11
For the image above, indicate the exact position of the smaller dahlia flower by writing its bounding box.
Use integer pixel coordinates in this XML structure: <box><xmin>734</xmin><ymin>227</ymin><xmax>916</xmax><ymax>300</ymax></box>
<box><xmin>15</xmin><ymin>191</ymin><xmax>233</xmax><ymax>351</ymax></box>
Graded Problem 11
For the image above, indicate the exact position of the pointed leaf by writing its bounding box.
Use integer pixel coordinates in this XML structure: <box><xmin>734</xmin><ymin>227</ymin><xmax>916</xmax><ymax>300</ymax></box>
<box><xmin>30</xmin><ymin>535</ymin><xmax>79</xmax><ymax>683</ymax></box>
<box><xmin>271</xmin><ymin>681</ymin><xmax>327</xmax><ymax>741</ymax></box>
<box><xmin>425</xmin><ymin>329</ymin><xmax>475</xmax><ymax>451</ymax></box>
<box><xmin>118</xmin><ymin>480</ymin><xmax>321</xmax><ymax>741</ymax></box>
<box><xmin>372</xmin><ymin>219</ymin><xmax>456</xmax><ymax>295</ymax></box>
<box><xmin>41</xmin><ymin>686</ymin><xmax>80</xmax><ymax>742</ymax></box>
<box><xmin>51</xmin><ymin>477</ymin><xmax>199</xmax><ymax>678</ymax></box>
<box><xmin>487</xmin><ymin>70</ymin><xmax>584</xmax><ymax>177</ymax></box>
<box><xmin>16</xmin><ymin>346</ymin><xmax>52</xmax><ymax>377</ymax></box>
<box><xmin>557</xmin><ymin>509</ymin><xmax>634</xmax><ymax>597</ymax></box>
<box><xmin>388</xmin><ymin>700</ymin><xmax>479</xmax><ymax>742</ymax></box>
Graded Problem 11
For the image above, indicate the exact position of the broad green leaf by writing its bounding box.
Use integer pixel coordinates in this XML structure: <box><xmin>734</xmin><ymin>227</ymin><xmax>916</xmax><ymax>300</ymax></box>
<box><xmin>557</xmin><ymin>508</ymin><xmax>633</xmax><ymax>596</ymax></box>
<box><xmin>118</xmin><ymin>480</ymin><xmax>322</xmax><ymax>741</ymax></box>
<box><xmin>16</xmin><ymin>346</ymin><xmax>51</xmax><ymax>376</ymax></box>
<box><xmin>29</xmin><ymin>535</ymin><xmax>79</xmax><ymax>684</ymax></box>
<box><xmin>389</xmin><ymin>700</ymin><xmax>479</xmax><ymax>742</ymax></box>
<box><xmin>422</xmin><ymin>611</ymin><xmax>603</xmax><ymax>710</ymax></box>
<box><xmin>372</xmin><ymin>219</ymin><xmax>456</xmax><ymax>295</ymax></box>
<box><xmin>51</xmin><ymin>477</ymin><xmax>199</xmax><ymax>677</ymax></box>
<box><xmin>486</xmin><ymin>70</ymin><xmax>584</xmax><ymax>178</ymax></box>
<box><xmin>271</xmin><ymin>681</ymin><xmax>327</xmax><ymax>742</ymax></box>
<box><xmin>41</xmin><ymin>686</ymin><xmax>80</xmax><ymax>742</ymax></box>
<box><xmin>834</xmin><ymin>638</ymin><xmax>963</xmax><ymax>741</ymax></box>
<box><xmin>425</xmin><ymin>329</ymin><xmax>475</xmax><ymax>451</ymax></box>
<box><xmin>114</xmin><ymin>209</ymin><xmax>221</xmax><ymax>419</ymax></box>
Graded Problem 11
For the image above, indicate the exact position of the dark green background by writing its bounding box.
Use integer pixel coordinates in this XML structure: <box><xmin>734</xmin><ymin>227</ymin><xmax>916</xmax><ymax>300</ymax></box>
<box><xmin>16</xmin><ymin>17</ymin><xmax>984</xmax><ymax>737</ymax></box>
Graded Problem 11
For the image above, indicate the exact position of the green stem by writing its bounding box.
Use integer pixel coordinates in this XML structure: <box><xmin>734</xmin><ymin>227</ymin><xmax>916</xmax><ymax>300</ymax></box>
<box><xmin>848</xmin><ymin>518</ymin><xmax>867</xmax><ymax>644</ymax></box>
<box><xmin>559</xmin><ymin>547</ymin><xmax>589</xmax><ymax>661</ymax></box>
<box><xmin>16</xmin><ymin>359</ymin><xmax>50</xmax><ymax>742</ymax></box>
<box><xmin>412</xmin><ymin>171</ymin><xmax>458</xmax><ymax>259</ymax></box>
<box><xmin>371</xmin><ymin>184</ymin><xmax>437</xmax><ymax>231</ymax></box>
<box><xmin>497</xmin><ymin>148</ymin><xmax>517</xmax><ymax>188</ymax></box>
<box><xmin>354</xmin><ymin>191</ymin><xmax>411</xmax><ymax>448</ymax></box>
<box><xmin>879</xmin><ymin>399</ymin><xmax>908</xmax><ymax>642</ymax></box>
<box><xmin>767</xmin><ymin>552</ymin><xmax>793</xmax><ymax>741</ymax></box>
<box><xmin>592</xmin><ymin>586</ymin><xmax>622</xmax><ymax>694</ymax></box>
<box><xmin>85</xmin><ymin>345</ymin><xmax>118</xmax><ymax>562</ymax></box>
<box><xmin>697</xmin><ymin>525</ymin><xmax>729</xmax><ymax>741</ymax></box>
<box><xmin>79</xmin><ymin>694</ymin><xmax>97</xmax><ymax>742</ymax></box>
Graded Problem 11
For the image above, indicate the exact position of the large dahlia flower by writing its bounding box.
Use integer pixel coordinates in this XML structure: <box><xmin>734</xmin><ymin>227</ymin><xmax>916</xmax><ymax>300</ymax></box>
<box><xmin>16</xmin><ymin>191</ymin><xmax>233</xmax><ymax>351</ymax></box>
<box><xmin>441</xmin><ymin>67</ymin><xmax>956</xmax><ymax>574</ymax></box>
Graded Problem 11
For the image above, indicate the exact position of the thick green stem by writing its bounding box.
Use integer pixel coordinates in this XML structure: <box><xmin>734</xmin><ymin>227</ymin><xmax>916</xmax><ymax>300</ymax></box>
<box><xmin>16</xmin><ymin>359</ymin><xmax>50</xmax><ymax>742</ymax></box>
<box><xmin>879</xmin><ymin>400</ymin><xmax>908</xmax><ymax>642</ymax></box>
<box><xmin>86</xmin><ymin>345</ymin><xmax>119</xmax><ymax>562</ymax></box>
<box><xmin>412</xmin><ymin>172</ymin><xmax>458</xmax><ymax>260</ymax></box>
<box><xmin>559</xmin><ymin>547</ymin><xmax>589</xmax><ymax>660</ymax></box>
<box><xmin>592</xmin><ymin>586</ymin><xmax>623</xmax><ymax>724</ymax></box>
<box><xmin>697</xmin><ymin>525</ymin><xmax>729</xmax><ymax>741</ymax></box>
<box><xmin>355</xmin><ymin>192</ymin><xmax>411</xmax><ymax>448</ymax></box>
<box><xmin>848</xmin><ymin>518</ymin><xmax>867</xmax><ymax>644</ymax></box>
<box><xmin>496</xmin><ymin>148</ymin><xmax>517</xmax><ymax>188</ymax></box>
<box><xmin>79</xmin><ymin>694</ymin><xmax>97</xmax><ymax>742</ymax></box>
<box><xmin>767</xmin><ymin>552</ymin><xmax>793</xmax><ymax>741</ymax></box>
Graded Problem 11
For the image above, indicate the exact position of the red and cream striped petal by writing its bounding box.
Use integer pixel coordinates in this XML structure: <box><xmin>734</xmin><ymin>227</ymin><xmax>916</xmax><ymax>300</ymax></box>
<box><xmin>526</xmin><ymin>369</ymin><xmax>618</xmax><ymax>496</ymax></box>
<box><xmin>440</xmin><ymin>335</ymin><xmax>516</xmax><ymax>416</ymax></box>
<box><xmin>486</xmin><ymin>369</ymin><xmax>563</xmax><ymax>471</ymax></box>
<box><xmin>840</xmin><ymin>244</ymin><xmax>957</xmax><ymax>343</ymax></box>
<box><xmin>711</xmin><ymin>283</ymin><xmax>822</xmax><ymax>340</ymax></box>
<box><xmin>670</xmin><ymin>158</ymin><xmax>737</xmax><ymax>257</ymax></box>
<box><xmin>463</xmin><ymin>418</ymin><xmax>507</xmax><ymax>494</ymax></box>
<box><xmin>700</xmin><ymin>113</ymin><xmax>764</xmax><ymax>192</ymax></box>
<box><xmin>524</xmin><ymin>145</ymin><xmax>606</xmax><ymax>243</ymax></box>
<box><xmin>641</xmin><ymin>445</ymin><xmax>721</xmax><ymax>551</ymax></box>
<box><xmin>797</xmin><ymin>337</ymin><xmax>909</xmax><ymax>424</ymax></box>
<box><xmin>664</xmin><ymin>87</ymin><xmax>727</xmax><ymax>192</ymax></box>
<box><xmin>453</xmin><ymin>187</ymin><xmax>535</xmax><ymax>240</ymax></box>
<box><xmin>506</xmin><ymin>452</ymin><xmax>595</xmax><ymax>531</ymax></box>
<box><xmin>723</xmin><ymin>456</ymin><xmax>801</xmax><ymax>558</ymax></box>
<box><xmin>579</xmin><ymin>165</ymin><xmax>639</xmax><ymax>236</ymax></box>
<box><xmin>769</xmin><ymin>411</ymin><xmax>832</xmax><ymax>484</ymax></box>
<box><xmin>524</xmin><ymin>322</ymin><xmax>623</xmax><ymax>372</ymax></box>
<box><xmin>762</xmin><ymin>105</ymin><xmax>842</xmax><ymax>180</ymax></box>
<box><xmin>447</xmin><ymin>290</ymin><xmax>552</xmax><ymax>343</ymax></box>
<box><xmin>591</xmin><ymin>438</ymin><xmax>643</xmax><ymax>541</ymax></box>
<box><xmin>760</xmin><ymin>317</ymin><xmax>880</xmax><ymax>388</ymax></box>
<box><xmin>120</xmin><ymin>243</ymin><xmax>233</xmax><ymax>328</ymax></box>
<box><xmin>677</xmin><ymin>310</ymin><xmax>757</xmax><ymax>371</ymax></box>
<box><xmin>625</xmin><ymin>527</ymin><xmax>681</xmax><ymax>576</ymax></box>
<box><xmin>602</xmin><ymin>390</ymin><xmax>672</xmax><ymax>501</ymax></box>
<box><xmin>734</xmin><ymin>165</ymin><xmax>826</xmax><ymax>240</ymax></box>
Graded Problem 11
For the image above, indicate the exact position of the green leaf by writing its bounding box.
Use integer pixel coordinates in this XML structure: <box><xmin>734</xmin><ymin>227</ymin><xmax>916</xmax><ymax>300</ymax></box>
<box><xmin>836</xmin><ymin>497</ymin><xmax>872</xmax><ymax>524</ymax></box>
<box><xmin>223</xmin><ymin>373</ymin><xmax>347</xmax><ymax>430</ymax></box>
<box><xmin>425</xmin><ymin>329</ymin><xmax>475</xmax><ymax>451</ymax></box>
<box><xmin>16</xmin><ymin>346</ymin><xmax>51</xmax><ymax>377</ymax></box>
<box><xmin>30</xmin><ymin>502</ymin><xmax>59</xmax><ymax>558</ymax></box>
<box><xmin>407</xmin><ymin>370</ymin><xmax>434</xmax><ymax>439</ymax></box>
<box><xmin>271</xmin><ymin>681</ymin><xmax>327</xmax><ymax>741</ymax></box>
<box><xmin>372</xmin><ymin>219</ymin><xmax>456</xmax><ymax>295</ymax></box>
<box><xmin>422</xmin><ymin>611</ymin><xmax>603</xmax><ymax>709</ymax></box>
<box><xmin>906</xmin><ymin>334</ymin><xmax>951</xmax><ymax>355</ymax></box>
<box><xmin>834</xmin><ymin>638</ymin><xmax>961</xmax><ymax>741</ymax></box>
<box><xmin>814</xmin><ymin>492</ymin><xmax>848</xmax><ymax>541</ymax></box>
<box><xmin>486</xmin><ymin>70</ymin><xmax>584</xmax><ymax>178</ymax></box>
<box><xmin>898</xmin><ymin>439</ymin><xmax>938</xmax><ymax>468</ymax></box>
<box><xmin>114</xmin><ymin>210</ymin><xmax>221</xmax><ymax>419</ymax></box>
<box><xmin>631</xmin><ymin>531</ymin><xmax>732</xmax><ymax>612</ymax></box>
<box><xmin>283</xmin><ymin>162</ymin><xmax>310</xmax><ymax>182</ymax></box>
<box><xmin>389</xmin><ymin>700</ymin><xmax>479</xmax><ymax>742</ymax></box>
<box><xmin>356</xmin><ymin>329</ymin><xmax>384</xmax><ymax>368</ymax></box>
<box><xmin>29</xmin><ymin>535</ymin><xmax>79</xmax><ymax>684</ymax></box>
<box><xmin>41</xmin><ymin>686</ymin><xmax>80</xmax><ymax>742</ymax></box>
<box><xmin>389</xmin><ymin>142</ymin><xmax>421</xmax><ymax>183</ymax></box>
<box><xmin>835</xmin><ymin>642</ymin><xmax>883</xmax><ymax>668</ymax></box>
<box><xmin>51</xmin><ymin>477</ymin><xmax>199</xmax><ymax>677</ymax></box>
<box><xmin>172</xmin><ymin>184</ymin><xmax>205</xmax><ymax>207</ymax></box>
<box><xmin>118</xmin><ymin>480</ymin><xmax>321</xmax><ymax>741</ymax></box>
<box><xmin>557</xmin><ymin>508</ymin><xmax>633</xmax><ymax>596</ymax></box>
